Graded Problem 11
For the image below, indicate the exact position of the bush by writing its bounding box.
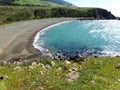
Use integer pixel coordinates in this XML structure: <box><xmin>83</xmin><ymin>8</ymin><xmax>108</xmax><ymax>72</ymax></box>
<box><xmin>6</xmin><ymin>10</ymin><xmax>34</xmax><ymax>22</ymax></box>
<box><xmin>34</xmin><ymin>8</ymin><xmax>51</xmax><ymax>19</ymax></box>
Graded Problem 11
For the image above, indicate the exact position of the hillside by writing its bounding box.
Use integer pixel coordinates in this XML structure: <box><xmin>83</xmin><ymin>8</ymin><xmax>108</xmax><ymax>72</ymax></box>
<box><xmin>0</xmin><ymin>0</ymin><xmax>73</xmax><ymax>7</ymax></box>
<box><xmin>0</xmin><ymin>56</ymin><xmax>120</xmax><ymax>89</ymax></box>
<box><xmin>0</xmin><ymin>0</ymin><xmax>116</xmax><ymax>25</ymax></box>
<box><xmin>45</xmin><ymin>0</ymin><xmax>73</xmax><ymax>6</ymax></box>
<box><xmin>0</xmin><ymin>6</ymin><xmax>116</xmax><ymax>25</ymax></box>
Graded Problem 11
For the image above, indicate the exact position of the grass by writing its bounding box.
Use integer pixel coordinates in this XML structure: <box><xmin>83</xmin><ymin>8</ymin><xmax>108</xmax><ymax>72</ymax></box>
<box><xmin>0</xmin><ymin>0</ymin><xmax>66</xmax><ymax>7</ymax></box>
<box><xmin>0</xmin><ymin>6</ymin><xmax>95</xmax><ymax>25</ymax></box>
<box><xmin>12</xmin><ymin>0</ymin><xmax>64</xmax><ymax>7</ymax></box>
<box><xmin>0</xmin><ymin>56</ymin><xmax>120</xmax><ymax>90</ymax></box>
<box><xmin>0</xmin><ymin>5</ymin><xmax>115</xmax><ymax>25</ymax></box>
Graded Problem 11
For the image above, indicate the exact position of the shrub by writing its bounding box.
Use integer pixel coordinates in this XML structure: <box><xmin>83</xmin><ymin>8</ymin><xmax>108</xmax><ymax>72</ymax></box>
<box><xmin>6</xmin><ymin>10</ymin><xmax>34</xmax><ymax>22</ymax></box>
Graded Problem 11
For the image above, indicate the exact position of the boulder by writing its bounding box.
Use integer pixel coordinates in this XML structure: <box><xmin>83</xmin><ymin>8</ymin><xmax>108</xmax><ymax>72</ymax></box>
<box><xmin>115</xmin><ymin>64</ymin><xmax>120</xmax><ymax>69</ymax></box>
<box><xmin>70</xmin><ymin>54</ymin><xmax>86</xmax><ymax>62</ymax></box>
<box><xmin>0</xmin><ymin>76</ymin><xmax>4</xmax><ymax>80</ymax></box>
<box><xmin>64</xmin><ymin>60</ymin><xmax>71</xmax><ymax>65</ymax></box>
<box><xmin>66</xmin><ymin>71</ymin><xmax>79</xmax><ymax>82</ymax></box>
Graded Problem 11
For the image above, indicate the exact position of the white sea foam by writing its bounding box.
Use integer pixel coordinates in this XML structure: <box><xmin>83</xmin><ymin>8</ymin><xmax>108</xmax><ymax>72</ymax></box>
<box><xmin>33</xmin><ymin>20</ymin><xmax>74</xmax><ymax>58</ymax></box>
<box><xmin>100</xmin><ymin>50</ymin><xmax>120</xmax><ymax>57</ymax></box>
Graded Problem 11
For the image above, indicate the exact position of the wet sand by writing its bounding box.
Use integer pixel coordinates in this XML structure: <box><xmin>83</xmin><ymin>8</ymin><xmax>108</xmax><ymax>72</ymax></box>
<box><xmin>0</xmin><ymin>18</ymin><xmax>78</xmax><ymax>61</ymax></box>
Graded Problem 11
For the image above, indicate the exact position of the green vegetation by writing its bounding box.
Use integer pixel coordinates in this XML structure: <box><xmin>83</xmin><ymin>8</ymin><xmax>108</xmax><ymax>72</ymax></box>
<box><xmin>13</xmin><ymin>0</ymin><xmax>64</xmax><ymax>7</ymax></box>
<box><xmin>0</xmin><ymin>57</ymin><xmax>120</xmax><ymax>90</ymax></box>
<box><xmin>0</xmin><ymin>6</ymin><xmax>115</xmax><ymax>25</ymax></box>
<box><xmin>0</xmin><ymin>0</ymin><xmax>72</xmax><ymax>7</ymax></box>
<box><xmin>0</xmin><ymin>0</ymin><xmax>116</xmax><ymax>25</ymax></box>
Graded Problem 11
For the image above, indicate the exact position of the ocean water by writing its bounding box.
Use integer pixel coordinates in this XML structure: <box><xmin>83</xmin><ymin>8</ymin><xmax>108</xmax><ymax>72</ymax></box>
<box><xmin>33</xmin><ymin>20</ymin><xmax>120</xmax><ymax>57</ymax></box>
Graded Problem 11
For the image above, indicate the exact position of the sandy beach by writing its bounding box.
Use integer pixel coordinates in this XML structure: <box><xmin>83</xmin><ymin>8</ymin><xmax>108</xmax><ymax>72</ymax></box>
<box><xmin>0</xmin><ymin>18</ymin><xmax>78</xmax><ymax>61</ymax></box>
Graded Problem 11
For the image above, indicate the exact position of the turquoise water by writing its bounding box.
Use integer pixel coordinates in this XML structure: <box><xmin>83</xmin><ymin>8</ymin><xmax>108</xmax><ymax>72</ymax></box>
<box><xmin>33</xmin><ymin>20</ymin><xmax>120</xmax><ymax>57</ymax></box>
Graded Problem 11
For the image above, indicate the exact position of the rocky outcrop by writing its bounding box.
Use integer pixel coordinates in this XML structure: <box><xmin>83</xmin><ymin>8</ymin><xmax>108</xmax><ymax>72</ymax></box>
<box><xmin>94</xmin><ymin>8</ymin><xmax>116</xmax><ymax>19</ymax></box>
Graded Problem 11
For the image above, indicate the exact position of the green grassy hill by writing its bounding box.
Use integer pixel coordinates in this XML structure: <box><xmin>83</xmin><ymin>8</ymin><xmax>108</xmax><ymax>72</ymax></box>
<box><xmin>0</xmin><ymin>0</ymin><xmax>73</xmax><ymax>7</ymax></box>
<box><xmin>13</xmin><ymin>0</ymin><xmax>63</xmax><ymax>7</ymax></box>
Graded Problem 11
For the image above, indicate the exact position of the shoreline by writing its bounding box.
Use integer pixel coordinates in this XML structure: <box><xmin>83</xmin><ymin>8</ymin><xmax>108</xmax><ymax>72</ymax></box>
<box><xmin>33</xmin><ymin>20</ymin><xmax>120</xmax><ymax>60</ymax></box>
<box><xmin>33</xmin><ymin>20</ymin><xmax>74</xmax><ymax>58</ymax></box>
<box><xmin>0</xmin><ymin>18</ymin><xmax>78</xmax><ymax>61</ymax></box>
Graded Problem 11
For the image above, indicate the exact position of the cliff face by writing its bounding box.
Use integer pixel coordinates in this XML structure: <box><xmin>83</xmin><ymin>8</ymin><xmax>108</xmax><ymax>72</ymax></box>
<box><xmin>0</xmin><ymin>6</ymin><xmax>116</xmax><ymax>25</ymax></box>
<box><xmin>94</xmin><ymin>8</ymin><xmax>116</xmax><ymax>19</ymax></box>
<box><xmin>41</xmin><ymin>7</ymin><xmax>116</xmax><ymax>19</ymax></box>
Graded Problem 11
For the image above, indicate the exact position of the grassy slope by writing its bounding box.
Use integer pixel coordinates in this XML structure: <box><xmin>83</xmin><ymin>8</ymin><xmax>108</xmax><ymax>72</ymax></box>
<box><xmin>0</xmin><ymin>1</ymin><xmax>115</xmax><ymax>25</ymax></box>
<box><xmin>0</xmin><ymin>57</ymin><xmax>120</xmax><ymax>90</ymax></box>
<box><xmin>0</xmin><ymin>6</ymin><xmax>94</xmax><ymax>25</ymax></box>
<box><xmin>5</xmin><ymin>0</ymin><xmax>65</xmax><ymax>7</ymax></box>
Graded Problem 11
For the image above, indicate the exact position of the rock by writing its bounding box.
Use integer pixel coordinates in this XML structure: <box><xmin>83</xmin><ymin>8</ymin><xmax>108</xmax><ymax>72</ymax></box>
<box><xmin>45</xmin><ymin>64</ymin><xmax>51</xmax><ymax>69</ymax></box>
<box><xmin>40</xmin><ymin>87</ymin><xmax>44</xmax><ymax>90</ymax></box>
<box><xmin>0</xmin><ymin>75</ymin><xmax>8</xmax><ymax>80</ymax></box>
<box><xmin>72</xmin><ymin>67</ymin><xmax>78</xmax><ymax>71</ymax></box>
<box><xmin>51</xmin><ymin>61</ymin><xmax>55</xmax><ymax>66</ymax></box>
<box><xmin>58</xmin><ymin>55</ymin><xmax>66</xmax><ymax>60</ymax></box>
<box><xmin>55</xmin><ymin>52</ymin><xmax>67</xmax><ymax>60</ymax></box>
<box><xmin>79</xmin><ymin>56</ymin><xmax>86</xmax><ymax>62</ymax></box>
<box><xmin>16</xmin><ymin>62</ymin><xmax>22</xmax><ymax>65</ymax></box>
<box><xmin>29</xmin><ymin>66</ymin><xmax>34</xmax><ymax>69</ymax></box>
<box><xmin>62</xmin><ymin>53</ymin><xmax>66</xmax><ymax>56</ymax></box>
<box><xmin>57</xmin><ymin>67</ymin><xmax>62</xmax><ymax>71</ymax></box>
<box><xmin>76</xmin><ymin>51</ymin><xmax>80</xmax><ymax>54</ymax></box>
<box><xmin>91</xmin><ymin>80</ymin><xmax>95</xmax><ymax>85</ymax></box>
<box><xmin>39</xmin><ymin>63</ymin><xmax>45</xmax><ymax>69</ymax></box>
<box><xmin>40</xmin><ymin>71</ymin><xmax>44</xmax><ymax>75</ymax></box>
<box><xmin>94</xmin><ymin>56</ymin><xmax>98</xmax><ymax>58</ymax></box>
<box><xmin>66</xmin><ymin>71</ymin><xmax>79</xmax><ymax>82</ymax></box>
<box><xmin>70</xmin><ymin>54</ymin><xmax>86</xmax><ymax>62</ymax></box>
<box><xmin>14</xmin><ymin>66</ymin><xmax>21</xmax><ymax>71</ymax></box>
<box><xmin>118</xmin><ymin>79</ymin><xmax>120</xmax><ymax>82</ymax></box>
<box><xmin>68</xmin><ymin>67</ymin><xmax>78</xmax><ymax>72</ymax></box>
<box><xmin>36</xmin><ymin>85</ymin><xmax>44</xmax><ymax>90</ymax></box>
<box><xmin>64</xmin><ymin>60</ymin><xmax>71</xmax><ymax>65</ymax></box>
<box><xmin>115</xmin><ymin>64</ymin><xmax>120</xmax><ymax>69</ymax></box>
<box><xmin>68</xmin><ymin>69</ymin><xmax>73</xmax><ymax>72</ymax></box>
<box><xmin>63</xmin><ymin>66</ymin><xmax>68</xmax><ymax>71</ymax></box>
<box><xmin>3</xmin><ymin>61</ymin><xmax>7</xmax><ymax>64</ymax></box>
<box><xmin>53</xmin><ymin>56</ymin><xmax>59</xmax><ymax>60</ymax></box>
<box><xmin>0</xmin><ymin>76</ymin><xmax>4</xmax><ymax>80</ymax></box>
<box><xmin>57</xmin><ymin>50</ymin><xmax>61</xmax><ymax>53</ymax></box>
<box><xmin>29</xmin><ymin>62</ymin><xmax>39</xmax><ymax>69</ymax></box>
<box><xmin>4</xmin><ymin>76</ymin><xmax>8</xmax><ymax>79</ymax></box>
<box><xmin>32</xmin><ymin>62</ymin><xmax>38</xmax><ymax>66</ymax></box>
